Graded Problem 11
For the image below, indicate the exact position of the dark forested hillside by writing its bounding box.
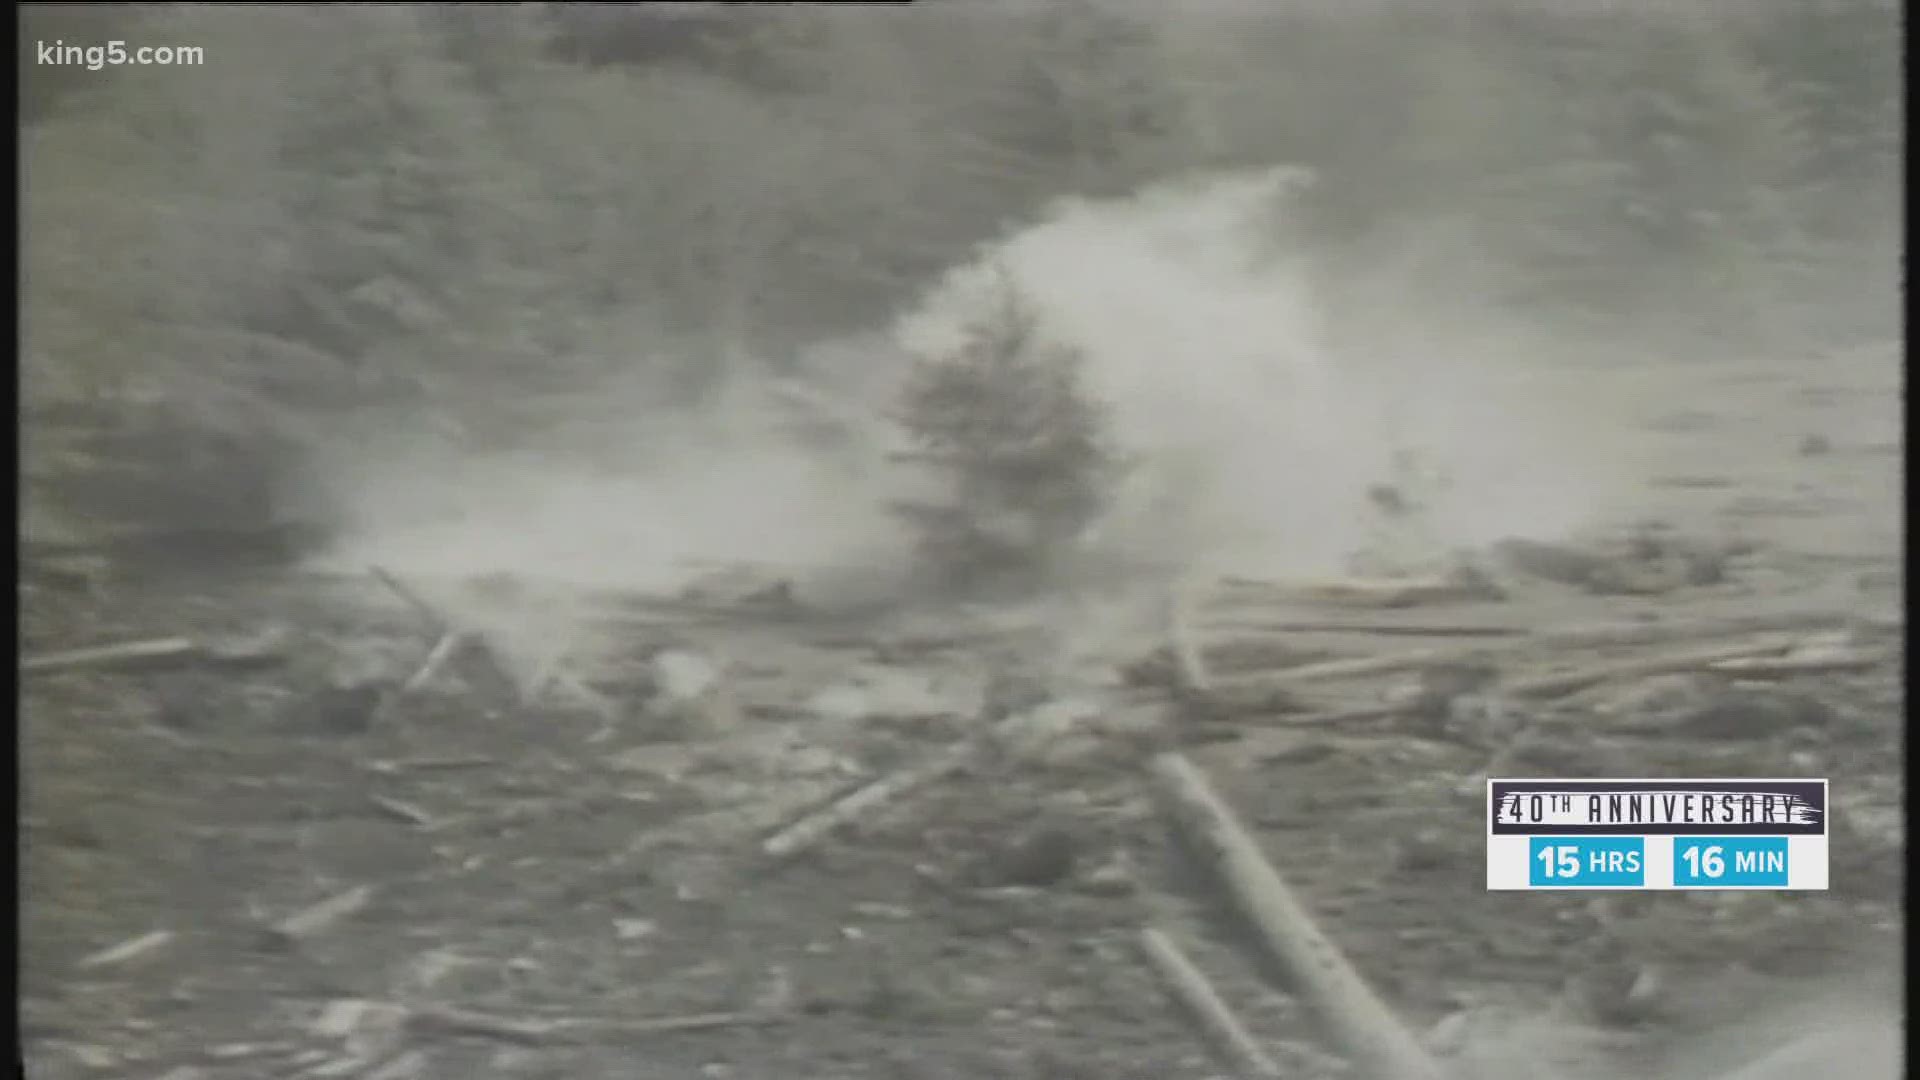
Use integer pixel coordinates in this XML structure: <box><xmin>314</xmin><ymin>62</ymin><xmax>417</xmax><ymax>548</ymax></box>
<box><xmin>19</xmin><ymin>0</ymin><xmax>1901</xmax><ymax>542</ymax></box>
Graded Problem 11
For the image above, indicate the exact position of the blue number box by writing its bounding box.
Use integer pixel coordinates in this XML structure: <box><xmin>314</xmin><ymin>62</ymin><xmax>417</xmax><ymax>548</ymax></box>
<box><xmin>1527</xmin><ymin>836</ymin><xmax>1645</xmax><ymax>887</ymax></box>
<box><xmin>1671</xmin><ymin>837</ymin><xmax>1790</xmax><ymax>888</ymax></box>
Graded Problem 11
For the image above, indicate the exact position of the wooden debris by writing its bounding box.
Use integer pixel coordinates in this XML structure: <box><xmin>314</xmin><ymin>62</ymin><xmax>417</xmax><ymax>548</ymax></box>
<box><xmin>1210</xmin><ymin>648</ymin><xmax>1452</xmax><ymax>695</ymax></box>
<box><xmin>644</xmin><ymin>649</ymin><xmax>740</xmax><ymax>740</ymax></box>
<box><xmin>1216</xmin><ymin>574</ymin><xmax>1501</xmax><ymax>610</ymax></box>
<box><xmin>761</xmin><ymin>749</ymin><xmax>965</xmax><ymax>860</ymax></box>
<box><xmin>76</xmin><ymin>929</ymin><xmax>174</xmax><ymax>970</ymax></box>
<box><xmin>369</xmin><ymin>795</ymin><xmax>436</xmax><ymax>828</ymax></box>
<box><xmin>1708</xmin><ymin>651</ymin><xmax>1887</xmax><ymax>677</ymax></box>
<box><xmin>370</xmin><ymin>564</ymin><xmax>620</xmax><ymax>721</ymax></box>
<box><xmin>1138</xmin><ymin>926</ymin><xmax>1284</xmax><ymax>1078</ymax></box>
<box><xmin>24</xmin><ymin>637</ymin><xmax>202</xmax><ymax>674</ymax></box>
<box><xmin>269</xmin><ymin>885</ymin><xmax>374</xmax><ymax>943</ymax></box>
<box><xmin>404</xmin><ymin>1004</ymin><xmax>787</xmax><ymax>1045</ymax></box>
<box><xmin>1203</xmin><ymin>618</ymin><xmax>1527</xmax><ymax>638</ymax></box>
<box><xmin>1503</xmin><ymin>637</ymin><xmax>1800</xmax><ymax>700</ymax></box>
<box><xmin>1268</xmin><ymin>702</ymin><xmax>1407</xmax><ymax>728</ymax></box>
<box><xmin>399</xmin><ymin>630</ymin><xmax>468</xmax><ymax>694</ymax></box>
<box><xmin>407</xmin><ymin>1005</ymin><xmax>580</xmax><ymax>1045</ymax></box>
<box><xmin>762</xmin><ymin>709</ymin><xmax>1076</xmax><ymax>860</ymax></box>
<box><xmin>1490</xmin><ymin>538</ymin><xmax>1605</xmax><ymax>588</ymax></box>
<box><xmin>368</xmin><ymin>756</ymin><xmax>495</xmax><ymax>775</ymax></box>
<box><xmin>368</xmin><ymin>565</ymin><xmax>447</xmax><ymax>629</ymax></box>
<box><xmin>1151</xmin><ymin>753</ymin><xmax>1444</xmax><ymax>1080</ymax></box>
<box><xmin>1530</xmin><ymin>613</ymin><xmax>1862</xmax><ymax>649</ymax></box>
<box><xmin>307</xmin><ymin>998</ymin><xmax>411</xmax><ymax>1064</ymax></box>
<box><xmin>617</xmin><ymin>1010</ymin><xmax>791</xmax><ymax>1036</ymax></box>
<box><xmin>367</xmin><ymin>566</ymin><xmax>521</xmax><ymax>700</ymax></box>
<box><xmin>199</xmin><ymin>626</ymin><xmax>295</xmax><ymax>667</ymax></box>
<box><xmin>519</xmin><ymin>775</ymin><xmax>854</xmax><ymax>912</ymax></box>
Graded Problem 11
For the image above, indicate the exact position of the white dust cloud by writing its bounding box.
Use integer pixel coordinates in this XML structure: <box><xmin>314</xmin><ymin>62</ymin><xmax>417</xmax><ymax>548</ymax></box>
<box><xmin>319</xmin><ymin>164</ymin><xmax>1630</xmax><ymax>606</ymax></box>
<box><xmin>899</xmin><ymin>165</ymin><xmax>1633</xmax><ymax>581</ymax></box>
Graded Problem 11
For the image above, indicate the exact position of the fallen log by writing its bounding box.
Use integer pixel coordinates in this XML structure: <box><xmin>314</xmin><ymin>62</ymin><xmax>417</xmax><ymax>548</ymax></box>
<box><xmin>268</xmin><ymin>885</ymin><xmax>374</xmax><ymax>944</ymax></box>
<box><xmin>1139</xmin><ymin>926</ymin><xmax>1284</xmax><ymax>1078</ymax></box>
<box><xmin>1266</xmin><ymin>702</ymin><xmax>1407</xmax><ymax>727</ymax></box>
<box><xmin>1202</xmin><ymin>621</ymin><xmax>1859</xmax><ymax>710</ymax></box>
<box><xmin>369</xmin><ymin>566</ymin><xmax>520</xmax><ymax>700</ymax></box>
<box><xmin>76</xmin><ymin>929</ymin><xmax>174</xmax><ymax>970</ymax></box>
<box><xmin>1708</xmin><ymin>651</ymin><xmax>1888</xmax><ymax>677</ymax></box>
<box><xmin>398</xmin><ymin>630</ymin><xmax>467</xmax><ymax>694</ymax></box>
<box><xmin>367</xmin><ymin>795</ymin><xmax>436</xmax><ymax>828</ymax></box>
<box><xmin>405</xmin><ymin>1004</ymin><xmax>789</xmax><ymax>1045</ymax></box>
<box><xmin>1201</xmin><ymin>618</ymin><xmax>1527</xmax><ymax>638</ymax></box>
<box><xmin>1503</xmin><ymin>637</ymin><xmax>1800</xmax><ymax>700</ymax></box>
<box><xmin>762</xmin><ymin>741</ymin><xmax>978</xmax><ymax>860</ymax></box>
<box><xmin>1530</xmin><ymin>611</ymin><xmax>1890</xmax><ymax>649</ymax></box>
<box><xmin>1151</xmin><ymin>753</ymin><xmax>1445</xmax><ymax>1080</ymax></box>
<box><xmin>1213</xmin><ymin>574</ymin><xmax>1503</xmax><ymax>610</ymax></box>
<box><xmin>761</xmin><ymin>706</ymin><xmax>1089</xmax><ymax>860</ymax></box>
<box><xmin>1208</xmin><ymin>648</ymin><xmax>1452</xmax><ymax>695</ymax></box>
<box><xmin>406</xmin><ymin>1005</ymin><xmax>579</xmax><ymax>1045</ymax></box>
<box><xmin>369</xmin><ymin>565</ymin><xmax>615</xmax><ymax>719</ymax></box>
<box><xmin>23</xmin><ymin>637</ymin><xmax>203</xmax><ymax>674</ymax></box>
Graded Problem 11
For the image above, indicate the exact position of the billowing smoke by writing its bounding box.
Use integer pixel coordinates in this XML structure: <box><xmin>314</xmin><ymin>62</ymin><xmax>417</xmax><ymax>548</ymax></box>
<box><xmin>321</xmin><ymin>164</ymin><xmax>1635</xmax><ymax>604</ymax></box>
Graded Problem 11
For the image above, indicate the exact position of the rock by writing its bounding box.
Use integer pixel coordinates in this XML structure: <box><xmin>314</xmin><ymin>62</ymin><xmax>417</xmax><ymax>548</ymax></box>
<box><xmin>1395</xmin><ymin>827</ymin><xmax>1455</xmax><ymax>872</ymax></box>
<box><xmin>805</xmin><ymin>668</ymin><xmax>979</xmax><ymax>727</ymax></box>
<box><xmin>1564</xmin><ymin>960</ymin><xmax>1664</xmax><ymax>1027</ymax></box>
<box><xmin>1444</xmin><ymin>693</ymin><xmax>1524</xmax><ymax>746</ymax></box>
<box><xmin>972</xmin><ymin>826</ymin><xmax>1078</xmax><ymax>888</ymax></box>
<box><xmin>301</xmin><ymin>679</ymin><xmax>393</xmax><ymax>736</ymax></box>
<box><xmin>1492</xmin><ymin>537</ymin><xmax>1603</xmax><ymax>588</ymax></box>
<box><xmin>644</xmin><ymin>650</ymin><xmax>740</xmax><ymax>740</ymax></box>
<box><xmin>992</xmin><ymin>697</ymin><xmax>1104</xmax><ymax>763</ymax></box>
<box><xmin>653</xmin><ymin>649</ymin><xmax>720</xmax><ymax>700</ymax></box>
<box><xmin>1424</xmin><ymin>1010</ymin><xmax>1472</xmax><ymax>1055</ymax></box>
<box><xmin>613</xmin><ymin>918</ymin><xmax>658</xmax><ymax>941</ymax></box>
<box><xmin>1073</xmin><ymin>852</ymin><xmax>1137</xmax><ymax>897</ymax></box>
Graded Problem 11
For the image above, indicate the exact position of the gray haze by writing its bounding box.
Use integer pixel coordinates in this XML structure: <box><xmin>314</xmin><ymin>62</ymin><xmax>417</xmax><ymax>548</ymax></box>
<box><xmin>20</xmin><ymin>4</ymin><xmax>1902</xmax><ymax>1079</ymax></box>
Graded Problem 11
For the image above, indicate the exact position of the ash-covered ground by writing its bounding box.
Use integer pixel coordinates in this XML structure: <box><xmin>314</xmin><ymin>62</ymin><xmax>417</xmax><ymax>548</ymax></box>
<box><xmin>23</xmin><ymin>346</ymin><xmax>1902</xmax><ymax>1080</ymax></box>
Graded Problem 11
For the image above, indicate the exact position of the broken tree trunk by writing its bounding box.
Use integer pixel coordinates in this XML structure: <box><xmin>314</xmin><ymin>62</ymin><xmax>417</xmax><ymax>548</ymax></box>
<box><xmin>1212</xmin><ymin>574</ymin><xmax>1502</xmax><ymax>610</ymax></box>
<box><xmin>761</xmin><ymin>706</ymin><xmax>1089</xmax><ymax>860</ymax></box>
<box><xmin>369</xmin><ymin>565</ymin><xmax>616</xmax><ymax>719</ymax></box>
<box><xmin>268</xmin><ymin>885</ymin><xmax>374</xmax><ymax>944</ymax></box>
<box><xmin>24</xmin><ymin>637</ymin><xmax>203</xmax><ymax>674</ymax></box>
<box><xmin>1151</xmin><ymin>752</ymin><xmax>1444</xmax><ymax>1080</ymax></box>
<box><xmin>1502</xmin><ymin>637</ymin><xmax>1800</xmax><ymax>700</ymax></box>
<box><xmin>1202</xmin><ymin>618</ymin><xmax>1527</xmax><ymax>638</ymax></box>
<box><xmin>1203</xmin><ymin>649</ymin><xmax>1455</xmax><ymax>712</ymax></box>
<box><xmin>1166</xmin><ymin>578</ymin><xmax>1218</xmax><ymax>707</ymax></box>
<box><xmin>1139</xmin><ymin>926</ymin><xmax>1285</xmax><ymax>1078</ymax></box>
